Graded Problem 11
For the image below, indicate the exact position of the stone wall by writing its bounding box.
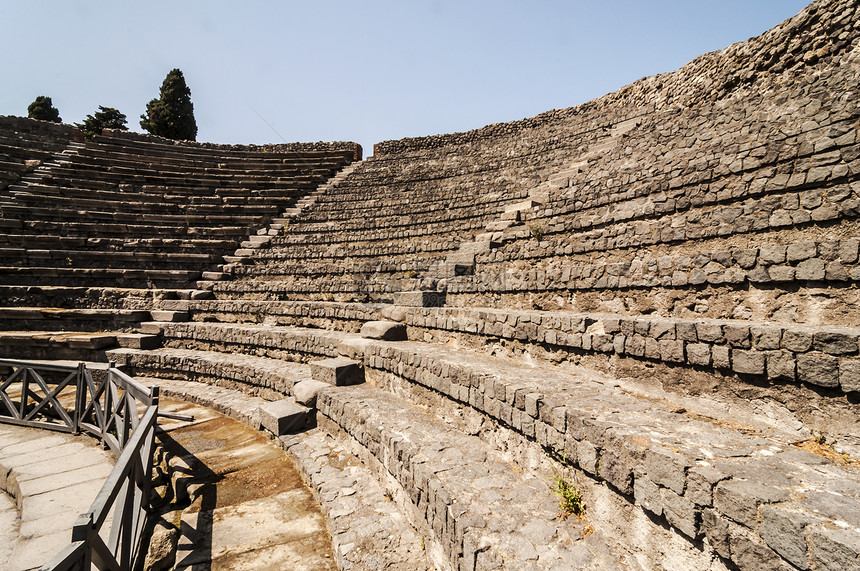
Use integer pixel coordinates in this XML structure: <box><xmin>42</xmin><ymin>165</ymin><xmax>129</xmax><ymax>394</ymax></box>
<box><xmin>101</xmin><ymin>128</ymin><xmax>362</xmax><ymax>160</ymax></box>
<box><xmin>0</xmin><ymin>115</ymin><xmax>85</xmax><ymax>144</ymax></box>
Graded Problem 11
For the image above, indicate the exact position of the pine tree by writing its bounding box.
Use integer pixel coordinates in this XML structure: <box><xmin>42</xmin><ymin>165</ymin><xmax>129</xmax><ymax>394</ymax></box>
<box><xmin>27</xmin><ymin>96</ymin><xmax>61</xmax><ymax>123</ymax></box>
<box><xmin>139</xmin><ymin>69</ymin><xmax>198</xmax><ymax>141</ymax></box>
<box><xmin>76</xmin><ymin>106</ymin><xmax>128</xmax><ymax>139</ymax></box>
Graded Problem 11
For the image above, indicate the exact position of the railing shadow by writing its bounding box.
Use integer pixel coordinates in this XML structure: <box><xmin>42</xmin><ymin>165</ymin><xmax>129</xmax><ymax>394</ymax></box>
<box><xmin>145</xmin><ymin>429</ymin><xmax>220</xmax><ymax>571</ymax></box>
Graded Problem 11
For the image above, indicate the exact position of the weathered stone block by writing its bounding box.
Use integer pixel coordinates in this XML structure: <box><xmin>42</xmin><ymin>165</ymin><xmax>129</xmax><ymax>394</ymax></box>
<box><xmin>714</xmin><ymin>479</ymin><xmax>789</xmax><ymax>528</ymax></box>
<box><xmin>686</xmin><ymin>343</ymin><xmax>711</xmax><ymax>366</ymax></box>
<box><xmin>733</xmin><ymin>349</ymin><xmax>765</xmax><ymax>375</ymax></box>
<box><xmin>292</xmin><ymin>379</ymin><xmax>329</xmax><ymax>407</ymax></box>
<box><xmin>149</xmin><ymin>310</ymin><xmax>189</xmax><ymax>322</ymax></box>
<box><xmin>662</xmin><ymin>487</ymin><xmax>699</xmax><ymax>539</ymax></box>
<box><xmin>360</xmin><ymin>321</ymin><xmax>407</xmax><ymax>341</ymax></box>
<box><xmin>812</xmin><ymin>330</ymin><xmax>858</xmax><ymax>355</ymax></box>
<box><xmin>258</xmin><ymin>399</ymin><xmax>311</xmax><ymax>435</ymax></box>
<box><xmin>393</xmin><ymin>291</ymin><xmax>445</xmax><ymax>307</ymax></box>
<box><xmin>781</xmin><ymin>329</ymin><xmax>813</xmax><ymax>352</ymax></box>
<box><xmin>644</xmin><ymin>337</ymin><xmax>661</xmax><ymax>360</ymax></box>
<box><xmin>634</xmin><ymin>475</ymin><xmax>662</xmax><ymax>516</ymax></box>
<box><xmin>768</xmin><ymin>265</ymin><xmax>796</xmax><ymax>281</ymax></box>
<box><xmin>576</xmin><ymin>440</ymin><xmax>599</xmax><ymax>476</ymax></box>
<box><xmin>659</xmin><ymin>339</ymin><xmax>684</xmax><ymax>363</ymax></box>
<box><xmin>808</xmin><ymin>525</ymin><xmax>860</xmax><ymax>571</ymax></box>
<box><xmin>724</xmin><ymin>325</ymin><xmax>751</xmax><ymax>348</ymax></box>
<box><xmin>696</xmin><ymin>322</ymin><xmax>723</xmax><ymax>343</ymax></box>
<box><xmin>787</xmin><ymin>241</ymin><xmax>817</xmax><ymax>262</ymax></box>
<box><xmin>675</xmin><ymin>321</ymin><xmax>698</xmax><ymax>342</ymax></box>
<box><xmin>685</xmin><ymin>465</ymin><xmax>726</xmax><ymax>507</ymax></box>
<box><xmin>310</xmin><ymin>357</ymin><xmax>364</xmax><ymax>386</ymax></box>
<box><xmin>767</xmin><ymin>351</ymin><xmax>796</xmax><ymax>381</ymax></box>
<box><xmin>727</xmin><ymin>520</ymin><xmax>795</xmax><ymax>571</ymax></box>
<box><xmin>797</xmin><ymin>352</ymin><xmax>840</xmax><ymax>388</ymax></box>
<box><xmin>712</xmin><ymin>345</ymin><xmax>731</xmax><ymax>369</ymax></box>
<box><xmin>760</xmin><ymin>504</ymin><xmax>818</xmax><ymax>569</ymax></box>
<box><xmin>701</xmin><ymin>509</ymin><xmax>731</xmax><ymax>560</ymax></box>
<box><xmin>795</xmin><ymin>258</ymin><xmax>826</xmax><ymax>280</ymax></box>
<box><xmin>116</xmin><ymin>333</ymin><xmax>161</xmax><ymax>350</ymax></box>
<box><xmin>645</xmin><ymin>447</ymin><xmax>690</xmax><ymax>495</ymax></box>
<box><xmin>838</xmin><ymin>358</ymin><xmax>860</xmax><ymax>393</ymax></box>
<box><xmin>751</xmin><ymin>326</ymin><xmax>782</xmax><ymax>350</ymax></box>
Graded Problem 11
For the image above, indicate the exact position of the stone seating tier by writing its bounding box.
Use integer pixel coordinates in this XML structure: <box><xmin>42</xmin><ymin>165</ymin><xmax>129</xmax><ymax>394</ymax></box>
<box><xmin>22</xmin><ymin>167</ymin><xmax>326</xmax><ymax>191</ymax></box>
<box><xmin>225</xmin><ymin>258</ymin><xmax>439</xmax><ymax>280</ymax></box>
<box><xmin>264</xmin><ymin>217</ymin><xmax>486</xmax><ymax>246</ymax></box>
<box><xmin>124</xmin><ymin>319</ymin><xmax>860</xmax><ymax>571</ymax></box>
<box><xmin>295</xmin><ymin>188</ymin><xmax>527</xmax><ymax>221</ymax></box>
<box><xmin>158</xmin><ymin>299</ymin><xmax>860</xmax><ymax>447</ymax></box>
<box><xmin>0</xmin><ymin>248</ymin><xmax>220</xmax><ymax>271</ymax></box>
<box><xmin>11</xmin><ymin>182</ymin><xmax>320</xmax><ymax>207</ymax></box>
<box><xmin>3</xmin><ymin>190</ymin><xmax>284</xmax><ymax>216</ymax></box>
<box><xmin>210</xmin><ymin>272</ymin><xmax>439</xmax><ymax>299</ymax></box>
<box><xmin>0</xmin><ymin>233</ymin><xmax>237</xmax><ymax>253</ymax></box>
<box><xmin>74</xmin><ymin>145</ymin><xmax>352</xmax><ymax>169</ymax></box>
<box><xmin>0</xmin><ymin>285</ymin><xmax>212</xmax><ymax>310</ymax></box>
<box><xmin>41</xmin><ymin>156</ymin><xmax>343</xmax><ymax>180</ymax></box>
<box><xmin>91</xmin><ymin>131</ymin><xmax>359</xmax><ymax>161</ymax></box>
<box><xmin>0</xmin><ymin>266</ymin><xmax>202</xmax><ymax>288</ymax></box>
<box><xmin>0</xmin><ymin>307</ymin><xmax>150</xmax><ymax>331</ymax></box>
<box><xmin>231</xmin><ymin>238</ymin><xmax>459</xmax><ymax>262</ymax></box>
<box><xmin>0</xmin><ymin>203</ymin><xmax>267</xmax><ymax>227</ymax></box>
<box><xmin>483</xmin><ymin>180</ymin><xmax>858</xmax><ymax>265</ymax></box>
<box><xmin>2</xmin><ymin>218</ymin><xmax>254</xmax><ymax>238</ymax></box>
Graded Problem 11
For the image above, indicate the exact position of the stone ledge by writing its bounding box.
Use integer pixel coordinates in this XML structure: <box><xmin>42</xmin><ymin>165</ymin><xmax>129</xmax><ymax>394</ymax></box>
<box><xmin>107</xmin><ymin>346</ymin><xmax>313</xmax><ymax>399</ymax></box>
<box><xmin>317</xmin><ymin>385</ymin><xmax>627</xmax><ymax>569</ymax></box>
<box><xmin>353</xmin><ymin>339</ymin><xmax>860</xmax><ymax>571</ymax></box>
<box><xmin>175</xmin><ymin>302</ymin><xmax>860</xmax><ymax>395</ymax></box>
<box><xmin>310</xmin><ymin>357</ymin><xmax>363</xmax><ymax>386</ymax></box>
<box><xmin>258</xmin><ymin>399</ymin><xmax>311</xmax><ymax>435</ymax></box>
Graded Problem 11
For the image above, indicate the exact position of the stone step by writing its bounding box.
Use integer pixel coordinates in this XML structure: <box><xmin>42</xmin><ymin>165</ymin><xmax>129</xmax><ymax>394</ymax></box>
<box><xmin>258</xmin><ymin>398</ymin><xmax>312</xmax><ymax>435</ymax></box>
<box><xmin>134</xmin><ymin>377</ymin><xmax>436</xmax><ymax>570</ymax></box>
<box><xmin>12</xmin><ymin>219</ymin><xmax>255</xmax><ymax>239</ymax></box>
<box><xmin>309</xmin><ymin>357</ymin><xmax>364</xmax><ymax>386</ymax></box>
<box><xmin>107</xmin><ymin>346</ymin><xmax>315</xmax><ymax>401</ymax></box>
<box><xmin>0</xmin><ymin>247</ymin><xmax>220</xmax><ymax>269</ymax></box>
<box><xmin>0</xmin><ymin>233</ymin><xmax>238</xmax><ymax>252</ymax></box>
<box><xmin>0</xmin><ymin>331</ymin><xmax>120</xmax><ymax>362</ymax></box>
<box><xmin>0</xmin><ymin>307</ymin><xmax>151</xmax><ymax>332</ymax></box>
<box><xmin>317</xmin><ymin>384</ymin><xmax>630</xmax><ymax>569</ymax></box>
<box><xmin>143</xmin><ymin>321</ymin><xmax>860</xmax><ymax>569</ymax></box>
<box><xmin>0</xmin><ymin>424</ymin><xmax>114</xmax><ymax>571</ymax></box>
<box><xmin>0</xmin><ymin>285</ymin><xmax>212</xmax><ymax>308</ymax></box>
<box><xmin>0</xmin><ymin>266</ymin><xmax>202</xmax><ymax>288</ymax></box>
<box><xmin>351</xmin><ymin>337</ymin><xmax>860</xmax><ymax>571</ymax></box>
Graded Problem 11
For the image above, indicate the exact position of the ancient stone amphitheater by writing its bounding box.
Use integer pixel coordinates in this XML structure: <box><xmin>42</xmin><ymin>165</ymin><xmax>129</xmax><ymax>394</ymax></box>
<box><xmin>2</xmin><ymin>0</ymin><xmax>859</xmax><ymax>569</ymax></box>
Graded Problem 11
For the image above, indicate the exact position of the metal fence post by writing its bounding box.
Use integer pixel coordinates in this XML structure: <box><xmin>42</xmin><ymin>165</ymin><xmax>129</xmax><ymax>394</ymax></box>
<box><xmin>74</xmin><ymin>363</ymin><xmax>85</xmax><ymax>434</ymax></box>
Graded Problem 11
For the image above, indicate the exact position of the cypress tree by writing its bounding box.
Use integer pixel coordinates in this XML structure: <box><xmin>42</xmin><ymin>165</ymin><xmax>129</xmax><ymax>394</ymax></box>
<box><xmin>140</xmin><ymin>69</ymin><xmax>198</xmax><ymax>140</ymax></box>
<box><xmin>27</xmin><ymin>96</ymin><xmax>61</xmax><ymax>123</ymax></box>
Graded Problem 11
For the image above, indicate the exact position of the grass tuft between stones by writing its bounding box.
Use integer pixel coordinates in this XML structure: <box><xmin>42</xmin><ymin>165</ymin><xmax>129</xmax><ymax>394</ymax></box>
<box><xmin>552</xmin><ymin>473</ymin><xmax>585</xmax><ymax>519</ymax></box>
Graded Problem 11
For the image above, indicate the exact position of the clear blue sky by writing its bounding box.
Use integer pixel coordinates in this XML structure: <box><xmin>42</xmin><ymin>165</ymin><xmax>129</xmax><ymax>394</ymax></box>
<box><xmin>1</xmin><ymin>1</ymin><xmax>810</xmax><ymax>155</ymax></box>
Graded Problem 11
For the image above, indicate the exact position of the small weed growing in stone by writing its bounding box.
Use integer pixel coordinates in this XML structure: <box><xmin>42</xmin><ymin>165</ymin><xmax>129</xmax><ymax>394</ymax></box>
<box><xmin>527</xmin><ymin>222</ymin><xmax>543</xmax><ymax>242</ymax></box>
<box><xmin>552</xmin><ymin>473</ymin><xmax>585</xmax><ymax>519</ymax></box>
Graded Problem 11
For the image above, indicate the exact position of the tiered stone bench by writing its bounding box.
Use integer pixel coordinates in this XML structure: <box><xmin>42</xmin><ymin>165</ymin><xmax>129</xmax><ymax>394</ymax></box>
<box><xmin>0</xmin><ymin>127</ymin><xmax>359</xmax><ymax>295</ymax></box>
<box><xmin>2</xmin><ymin>1</ymin><xmax>859</xmax><ymax>569</ymax></box>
